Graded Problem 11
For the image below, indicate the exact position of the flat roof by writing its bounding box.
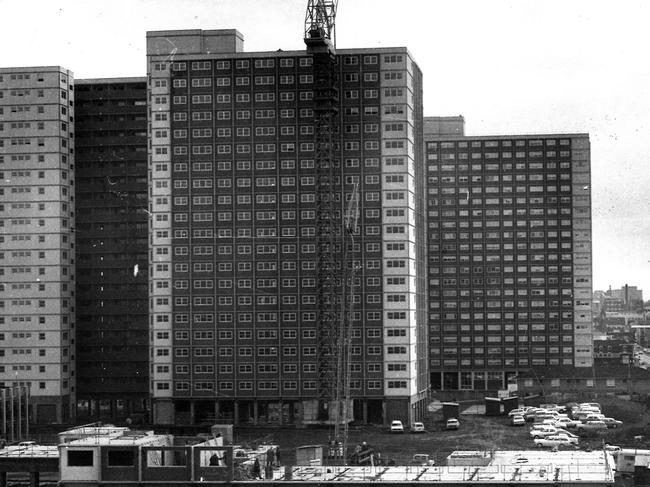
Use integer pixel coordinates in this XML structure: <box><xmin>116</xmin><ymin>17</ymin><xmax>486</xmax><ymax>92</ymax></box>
<box><xmin>66</xmin><ymin>431</ymin><xmax>166</xmax><ymax>447</ymax></box>
<box><xmin>0</xmin><ymin>445</ymin><xmax>59</xmax><ymax>459</ymax></box>
<box><xmin>276</xmin><ymin>451</ymin><xmax>614</xmax><ymax>483</ymax></box>
<box><xmin>76</xmin><ymin>77</ymin><xmax>147</xmax><ymax>84</ymax></box>
<box><xmin>424</xmin><ymin>133</ymin><xmax>590</xmax><ymax>140</ymax></box>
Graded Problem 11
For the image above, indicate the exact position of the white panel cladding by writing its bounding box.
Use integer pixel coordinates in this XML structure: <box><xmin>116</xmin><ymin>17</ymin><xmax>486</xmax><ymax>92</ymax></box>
<box><xmin>0</xmin><ymin>67</ymin><xmax>75</xmax><ymax>405</ymax></box>
<box><xmin>571</xmin><ymin>136</ymin><xmax>593</xmax><ymax>367</ymax></box>
<box><xmin>380</xmin><ymin>51</ymin><xmax>418</xmax><ymax>397</ymax></box>
<box><xmin>148</xmin><ymin>59</ymin><xmax>173</xmax><ymax>397</ymax></box>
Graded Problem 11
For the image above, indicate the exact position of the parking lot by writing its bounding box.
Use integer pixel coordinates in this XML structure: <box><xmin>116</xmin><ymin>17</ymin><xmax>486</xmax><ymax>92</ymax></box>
<box><xmin>233</xmin><ymin>397</ymin><xmax>650</xmax><ymax>465</ymax></box>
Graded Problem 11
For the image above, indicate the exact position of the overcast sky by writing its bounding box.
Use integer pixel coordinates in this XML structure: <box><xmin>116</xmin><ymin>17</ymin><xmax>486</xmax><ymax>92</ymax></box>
<box><xmin>3</xmin><ymin>0</ymin><xmax>650</xmax><ymax>297</ymax></box>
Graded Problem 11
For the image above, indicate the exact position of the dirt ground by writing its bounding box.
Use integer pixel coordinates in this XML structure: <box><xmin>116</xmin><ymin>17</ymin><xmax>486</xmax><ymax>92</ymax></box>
<box><xmin>233</xmin><ymin>398</ymin><xmax>650</xmax><ymax>466</ymax></box>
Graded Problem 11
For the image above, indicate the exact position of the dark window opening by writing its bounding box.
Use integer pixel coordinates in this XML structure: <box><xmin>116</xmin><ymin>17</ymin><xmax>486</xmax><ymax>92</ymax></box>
<box><xmin>68</xmin><ymin>450</ymin><xmax>94</xmax><ymax>466</ymax></box>
<box><xmin>108</xmin><ymin>449</ymin><xmax>135</xmax><ymax>467</ymax></box>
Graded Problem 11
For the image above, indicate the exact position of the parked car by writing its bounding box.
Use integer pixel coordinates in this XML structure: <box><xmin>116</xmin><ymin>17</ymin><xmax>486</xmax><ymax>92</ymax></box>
<box><xmin>534</xmin><ymin>434</ymin><xmax>578</xmax><ymax>448</ymax></box>
<box><xmin>532</xmin><ymin>413</ymin><xmax>560</xmax><ymax>424</ymax></box>
<box><xmin>446</xmin><ymin>418</ymin><xmax>460</xmax><ymax>430</ymax></box>
<box><xmin>529</xmin><ymin>426</ymin><xmax>559</xmax><ymax>438</ymax></box>
<box><xmin>410</xmin><ymin>422</ymin><xmax>426</xmax><ymax>433</ymax></box>
<box><xmin>575</xmin><ymin>420</ymin><xmax>608</xmax><ymax>432</ymax></box>
<box><xmin>583</xmin><ymin>413</ymin><xmax>605</xmax><ymax>422</ymax></box>
<box><xmin>524</xmin><ymin>408</ymin><xmax>545</xmax><ymax>421</ymax></box>
<box><xmin>390</xmin><ymin>420</ymin><xmax>404</xmax><ymax>433</ymax></box>
<box><xmin>554</xmin><ymin>431</ymin><xmax>579</xmax><ymax>441</ymax></box>
<box><xmin>511</xmin><ymin>415</ymin><xmax>526</xmax><ymax>426</ymax></box>
<box><xmin>602</xmin><ymin>417</ymin><xmax>623</xmax><ymax>429</ymax></box>
<box><xmin>508</xmin><ymin>408</ymin><xmax>528</xmax><ymax>417</ymax></box>
<box><xmin>574</xmin><ymin>410</ymin><xmax>600</xmax><ymax>422</ymax></box>
<box><xmin>540</xmin><ymin>403</ymin><xmax>562</xmax><ymax>412</ymax></box>
<box><xmin>553</xmin><ymin>418</ymin><xmax>577</xmax><ymax>429</ymax></box>
<box><xmin>580</xmin><ymin>402</ymin><xmax>601</xmax><ymax>411</ymax></box>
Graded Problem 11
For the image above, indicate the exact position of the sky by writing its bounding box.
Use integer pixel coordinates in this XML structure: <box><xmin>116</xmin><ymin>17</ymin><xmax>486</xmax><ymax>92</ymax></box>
<box><xmin>2</xmin><ymin>0</ymin><xmax>650</xmax><ymax>296</ymax></box>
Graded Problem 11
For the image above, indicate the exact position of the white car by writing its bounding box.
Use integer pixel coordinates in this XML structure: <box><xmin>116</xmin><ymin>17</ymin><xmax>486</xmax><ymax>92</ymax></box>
<box><xmin>410</xmin><ymin>422</ymin><xmax>426</xmax><ymax>433</ymax></box>
<box><xmin>446</xmin><ymin>418</ymin><xmax>460</xmax><ymax>430</ymax></box>
<box><xmin>552</xmin><ymin>418</ymin><xmax>577</xmax><ymax>429</ymax></box>
<box><xmin>508</xmin><ymin>408</ymin><xmax>527</xmax><ymax>417</ymax></box>
<box><xmin>554</xmin><ymin>431</ymin><xmax>579</xmax><ymax>441</ymax></box>
<box><xmin>529</xmin><ymin>426</ymin><xmax>559</xmax><ymax>438</ymax></box>
<box><xmin>534</xmin><ymin>435</ymin><xmax>578</xmax><ymax>448</ymax></box>
<box><xmin>390</xmin><ymin>420</ymin><xmax>404</xmax><ymax>433</ymax></box>
<box><xmin>511</xmin><ymin>415</ymin><xmax>526</xmax><ymax>426</ymax></box>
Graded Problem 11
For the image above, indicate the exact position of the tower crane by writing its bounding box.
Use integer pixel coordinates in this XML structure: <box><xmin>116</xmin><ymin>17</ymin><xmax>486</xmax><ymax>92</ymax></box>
<box><xmin>339</xmin><ymin>182</ymin><xmax>360</xmax><ymax>460</ymax></box>
<box><xmin>304</xmin><ymin>0</ymin><xmax>353</xmax><ymax>460</ymax></box>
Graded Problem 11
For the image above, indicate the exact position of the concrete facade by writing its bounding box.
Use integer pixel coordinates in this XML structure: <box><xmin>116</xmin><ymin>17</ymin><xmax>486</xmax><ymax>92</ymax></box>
<box><xmin>0</xmin><ymin>67</ymin><xmax>75</xmax><ymax>423</ymax></box>
<box><xmin>424</xmin><ymin>130</ymin><xmax>593</xmax><ymax>392</ymax></box>
<box><xmin>146</xmin><ymin>29</ymin><xmax>428</xmax><ymax>426</ymax></box>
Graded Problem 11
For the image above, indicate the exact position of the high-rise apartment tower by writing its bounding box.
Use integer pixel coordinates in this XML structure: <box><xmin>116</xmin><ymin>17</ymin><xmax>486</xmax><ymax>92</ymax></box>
<box><xmin>74</xmin><ymin>78</ymin><xmax>150</xmax><ymax>421</ymax></box>
<box><xmin>147</xmin><ymin>29</ymin><xmax>428</xmax><ymax>425</ymax></box>
<box><xmin>424</xmin><ymin>124</ymin><xmax>592</xmax><ymax>392</ymax></box>
<box><xmin>0</xmin><ymin>67</ymin><xmax>76</xmax><ymax>422</ymax></box>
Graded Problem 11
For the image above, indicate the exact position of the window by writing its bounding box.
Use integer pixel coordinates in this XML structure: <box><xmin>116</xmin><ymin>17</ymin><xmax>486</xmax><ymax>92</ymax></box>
<box><xmin>68</xmin><ymin>451</ymin><xmax>94</xmax><ymax>467</ymax></box>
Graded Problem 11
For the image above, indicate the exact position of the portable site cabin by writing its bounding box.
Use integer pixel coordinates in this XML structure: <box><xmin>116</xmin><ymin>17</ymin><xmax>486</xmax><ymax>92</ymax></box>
<box><xmin>616</xmin><ymin>449</ymin><xmax>650</xmax><ymax>475</ymax></box>
<box><xmin>442</xmin><ymin>402</ymin><xmax>460</xmax><ymax>420</ymax></box>
<box><xmin>484</xmin><ymin>397</ymin><xmax>501</xmax><ymax>416</ymax></box>
<box><xmin>58</xmin><ymin>427</ymin><xmax>233</xmax><ymax>486</ymax></box>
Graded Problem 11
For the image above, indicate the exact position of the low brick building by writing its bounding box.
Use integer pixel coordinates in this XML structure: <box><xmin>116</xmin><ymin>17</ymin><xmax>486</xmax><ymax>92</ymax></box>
<box><xmin>516</xmin><ymin>365</ymin><xmax>650</xmax><ymax>401</ymax></box>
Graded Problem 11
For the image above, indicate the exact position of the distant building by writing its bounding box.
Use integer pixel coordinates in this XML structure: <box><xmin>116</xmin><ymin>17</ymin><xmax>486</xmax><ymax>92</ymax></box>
<box><xmin>601</xmin><ymin>296</ymin><xmax>624</xmax><ymax>314</ymax></box>
<box><xmin>0</xmin><ymin>67</ymin><xmax>76</xmax><ymax>423</ymax></box>
<box><xmin>610</xmin><ymin>284</ymin><xmax>643</xmax><ymax>305</ymax></box>
<box><xmin>74</xmin><ymin>78</ymin><xmax>150</xmax><ymax>421</ymax></box>
<box><xmin>593</xmin><ymin>336</ymin><xmax>634</xmax><ymax>365</ymax></box>
<box><xmin>423</xmin><ymin>116</ymin><xmax>464</xmax><ymax>137</ymax></box>
<box><xmin>517</xmin><ymin>364</ymin><xmax>650</xmax><ymax>399</ymax></box>
<box><xmin>424</xmin><ymin>125</ymin><xmax>593</xmax><ymax>392</ymax></box>
<box><xmin>606</xmin><ymin>285</ymin><xmax>644</xmax><ymax>313</ymax></box>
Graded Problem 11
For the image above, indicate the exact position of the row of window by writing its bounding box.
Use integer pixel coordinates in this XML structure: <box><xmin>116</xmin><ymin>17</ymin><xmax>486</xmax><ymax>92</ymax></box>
<box><xmin>155</xmin><ymin>344</ymin><xmax>405</xmax><ymax>357</ymax></box>
<box><xmin>428</xmin><ymin>139</ymin><xmax>571</xmax><ymax>149</ymax></box>
<box><xmin>430</xmin><ymin>358</ymin><xmax>574</xmax><ymax>368</ymax></box>
<box><xmin>0</xmin><ymin>137</ymin><xmax>68</xmax><ymax>147</ymax></box>
<box><xmin>161</xmin><ymin>157</ymin><xmax>395</xmax><ymax>171</ymax></box>
<box><xmin>159</xmin><ymin>311</ymin><xmax>407</xmax><ymax>325</ymax></box>
<box><xmin>161</xmin><ymin>259</ymin><xmax>391</xmax><ymax>273</ymax></box>
<box><xmin>157</xmin><ymin>362</ymin><xmax>398</xmax><ymax>374</ymax></box>
<box><xmin>153</xmin><ymin>54</ymin><xmax>401</xmax><ymax>73</ymax></box>
<box><xmin>0</xmin><ymin>89</ymin><xmax>68</xmax><ymax>98</ymax></box>
<box><xmin>155</xmin><ymin>378</ymin><xmax>390</xmax><ymax>392</ymax></box>
<box><xmin>156</xmin><ymin>311</ymin><xmax>396</xmax><ymax>324</ymax></box>
<box><xmin>0</xmin><ymin>348</ymin><xmax>61</xmax><ymax>357</ymax></box>
<box><xmin>161</xmin><ymin>105</ymin><xmax>394</xmax><ymax>119</ymax></box>
<box><xmin>164</xmin><ymin>276</ymin><xmax>395</xmax><ymax>289</ymax></box>
<box><xmin>162</xmin><ymin>124</ymin><xmax>402</xmax><ymax>138</ymax></box>
<box><xmin>0</xmin><ymin>332</ymin><xmax>47</xmax><ymax>340</ymax></box>
<box><xmin>161</xmin><ymin>328</ymin><xmax>399</xmax><ymax>340</ymax></box>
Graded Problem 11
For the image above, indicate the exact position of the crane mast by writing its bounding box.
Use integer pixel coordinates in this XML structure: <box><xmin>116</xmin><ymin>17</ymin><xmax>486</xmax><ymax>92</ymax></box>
<box><xmin>304</xmin><ymin>0</ymin><xmax>350</xmax><ymax>457</ymax></box>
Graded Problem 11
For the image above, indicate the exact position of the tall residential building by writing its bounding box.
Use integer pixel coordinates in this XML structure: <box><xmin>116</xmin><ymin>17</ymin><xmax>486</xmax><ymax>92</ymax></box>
<box><xmin>147</xmin><ymin>29</ymin><xmax>428</xmax><ymax>425</ymax></box>
<box><xmin>0</xmin><ymin>66</ymin><xmax>75</xmax><ymax>422</ymax></box>
<box><xmin>424</xmin><ymin>126</ymin><xmax>593</xmax><ymax>391</ymax></box>
<box><xmin>74</xmin><ymin>78</ymin><xmax>150</xmax><ymax>421</ymax></box>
